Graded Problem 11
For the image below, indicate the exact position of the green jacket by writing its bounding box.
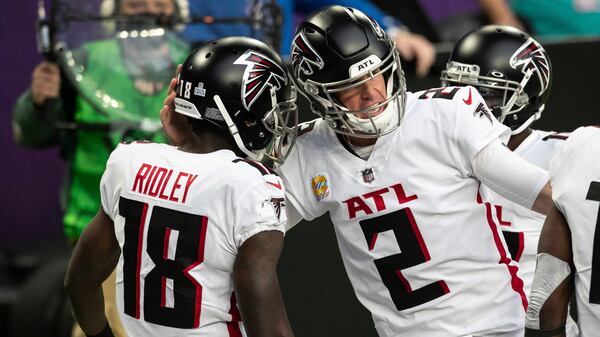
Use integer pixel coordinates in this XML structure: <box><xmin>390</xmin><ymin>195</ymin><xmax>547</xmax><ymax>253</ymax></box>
<box><xmin>12</xmin><ymin>37</ymin><xmax>188</xmax><ymax>239</ymax></box>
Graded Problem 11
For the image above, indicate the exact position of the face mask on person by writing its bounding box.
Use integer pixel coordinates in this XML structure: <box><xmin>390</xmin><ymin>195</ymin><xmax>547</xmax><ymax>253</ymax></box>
<box><xmin>117</xmin><ymin>17</ymin><xmax>173</xmax><ymax>94</ymax></box>
<box><xmin>115</xmin><ymin>11</ymin><xmax>171</xmax><ymax>32</ymax></box>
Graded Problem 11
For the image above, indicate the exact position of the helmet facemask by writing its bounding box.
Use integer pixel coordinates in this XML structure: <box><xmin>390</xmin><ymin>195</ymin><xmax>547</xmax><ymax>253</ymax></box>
<box><xmin>213</xmin><ymin>85</ymin><xmax>298</xmax><ymax>164</ymax></box>
<box><xmin>174</xmin><ymin>38</ymin><xmax>298</xmax><ymax>164</ymax></box>
<box><xmin>301</xmin><ymin>48</ymin><xmax>406</xmax><ymax>139</ymax></box>
<box><xmin>262</xmin><ymin>86</ymin><xmax>299</xmax><ymax>163</ymax></box>
<box><xmin>441</xmin><ymin>61</ymin><xmax>539</xmax><ymax>134</ymax></box>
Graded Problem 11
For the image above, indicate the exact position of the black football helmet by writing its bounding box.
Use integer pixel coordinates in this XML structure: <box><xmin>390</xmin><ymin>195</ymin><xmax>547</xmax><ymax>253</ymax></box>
<box><xmin>441</xmin><ymin>25</ymin><xmax>552</xmax><ymax>134</ymax></box>
<box><xmin>174</xmin><ymin>36</ymin><xmax>297</xmax><ymax>162</ymax></box>
<box><xmin>291</xmin><ymin>5</ymin><xmax>406</xmax><ymax>138</ymax></box>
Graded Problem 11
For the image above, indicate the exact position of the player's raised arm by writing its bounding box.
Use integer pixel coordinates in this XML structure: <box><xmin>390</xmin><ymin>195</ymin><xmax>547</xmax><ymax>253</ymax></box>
<box><xmin>233</xmin><ymin>230</ymin><xmax>294</xmax><ymax>337</ymax></box>
<box><xmin>525</xmin><ymin>204</ymin><xmax>573</xmax><ymax>337</ymax></box>
<box><xmin>471</xmin><ymin>137</ymin><xmax>551</xmax><ymax>215</ymax></box>
<box><xmin>530</xmin><ymin>181</ymin><xmax>553</xmax><ymax>215</ymax></box>
<box><xmin>441</xmin><ymin>26</ymin><xmax>557</xmax><ymax>216</ymax></box>
<box><xmin>64</xmin><ymin>208</ymin><xmax>120</xmax><ymax>336</ymax></box>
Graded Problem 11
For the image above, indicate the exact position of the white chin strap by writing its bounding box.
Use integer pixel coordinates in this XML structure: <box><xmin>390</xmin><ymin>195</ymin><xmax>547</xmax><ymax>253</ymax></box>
<box><xmin>213</xmin><ymin>95</ymin><xmax>264</xmax><ymax>161</ymax></box>
<box><xmin>345</xmin><ymin>98</ymin><xmax>398</xmax><ymax>134</ymax></box>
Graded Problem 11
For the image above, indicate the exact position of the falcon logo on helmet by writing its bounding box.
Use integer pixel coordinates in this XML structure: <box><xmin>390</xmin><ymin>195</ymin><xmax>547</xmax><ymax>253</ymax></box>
<box><xmin>234</xmin><ymin>50</ymin><xmax>288</xmax><ymax>111</ymax></box>
<box><xmin>291</xmin><ymin>32</ymin><xmax>324</xmax><ymax>77</ymax></box>
<box><xmin>510</xmin><ymin>38</ymin><xmax>550</xmax><ymax>94</ymax></box>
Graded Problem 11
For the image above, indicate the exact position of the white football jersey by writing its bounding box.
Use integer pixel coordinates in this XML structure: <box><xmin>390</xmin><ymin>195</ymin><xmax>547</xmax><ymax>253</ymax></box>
<box><xmin>100</xmin><ymin>142</ymin><xmax>286</xmax><ymax>337</ymax></box>
<box><xmin>278</xmin><ymin>86</ymin><xmax>533</xmax><ymax>337</ymax></box>
<box><xmin>486</xmin><ymin>130</ymin><xmax>567</xmax><ymax>297</ymax></box>
<box><xmin>551</xmin><ymin>126</ymin><xmax>600</xmax><ymax>337</ymax></box>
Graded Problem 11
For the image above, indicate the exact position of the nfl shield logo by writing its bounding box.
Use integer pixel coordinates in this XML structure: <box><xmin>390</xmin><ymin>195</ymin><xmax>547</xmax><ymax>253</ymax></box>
<box><xmin>194</xmin><ymin>82</ymin><xmax>206</xmax><ymax>97</ymax></box>
<box><xmin>362</xmin><ymin>168</ymin><xmax>375</xmax><ymax>183</ymax></box>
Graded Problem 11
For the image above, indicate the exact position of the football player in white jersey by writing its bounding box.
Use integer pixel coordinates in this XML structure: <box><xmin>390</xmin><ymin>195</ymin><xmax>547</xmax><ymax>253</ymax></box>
<box><xmin>441</xmin><ymin>25</ymin><xmax>569</xmax><ymax>297</ymax></box>
<box><xmin>278</xmin><ymin>6</ymin><xmax>553</xmax><ymax>337</ymax></box>
<box><xmin>525</xmin><ymin>126</ymin><xmax>600</xmax><ymax>337</ymax></box>
<box><xmin>64</xmin><ymin>37</ymin><xmax>297</xmax><ymax>337</ymax></box>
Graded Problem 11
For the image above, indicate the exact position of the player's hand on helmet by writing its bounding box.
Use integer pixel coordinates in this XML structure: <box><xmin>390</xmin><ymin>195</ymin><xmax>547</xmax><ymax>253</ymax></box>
<box><xmin>390</xmin><ymin>30</ymin><xmax>436</xmax><ymax>78</ymax></box>
<box><xmin>31</xmin><ymin>61</ymin><xmax>61</xmax><ymax>106</ymax></box>
<box><xmin>160</xmin><ymin>64</ymin><xmax>192</xmax><ymax>146</ymax></box>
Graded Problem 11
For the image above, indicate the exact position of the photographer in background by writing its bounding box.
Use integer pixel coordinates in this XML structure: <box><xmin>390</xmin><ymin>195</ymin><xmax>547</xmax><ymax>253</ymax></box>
<box><xmin>11</xmin><ymin>0</ymin><xmax>190</xmax><ymax>336</ymax></box>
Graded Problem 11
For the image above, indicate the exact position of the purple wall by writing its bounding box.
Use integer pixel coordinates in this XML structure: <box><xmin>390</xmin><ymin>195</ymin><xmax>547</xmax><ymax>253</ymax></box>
<box><xmin>0</xmin><ymin>2</ymin><xmax>65</xmax><ymax>247</ymax></box>
<box><xmin>418</xmin><ymin>0</ymin><xmax>480</xmax><ymax>23</ymax></box>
